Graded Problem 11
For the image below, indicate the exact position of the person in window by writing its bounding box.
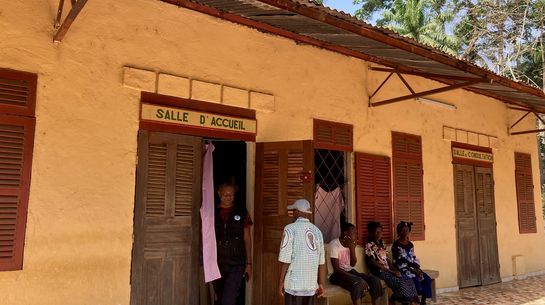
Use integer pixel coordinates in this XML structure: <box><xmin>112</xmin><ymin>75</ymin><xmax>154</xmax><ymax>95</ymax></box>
<box><xmin>364</xmin><ymin>221</ymin><xmax>419</xmax><ymax>305</ymax></box>
<box><xmin>328</xmin><ymin>223</ymin><xmax>383</xmax><ymax>305</ymax></box>
<box><xmin>213</xmin><ymin>182</ymin><xmax>252</xmax><ymax>305</ymax></box>
<box><xmin>392</xmin><ymin>221</ymin><xmax>432</xmax><ymax>305</ymax></box>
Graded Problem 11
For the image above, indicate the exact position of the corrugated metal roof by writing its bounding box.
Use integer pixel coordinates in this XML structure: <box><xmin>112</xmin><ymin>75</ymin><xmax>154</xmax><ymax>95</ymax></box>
<box><xmin>168</xmin><ymin>0</ymin><xmax>545</xmax><ymax>112</ymax></box>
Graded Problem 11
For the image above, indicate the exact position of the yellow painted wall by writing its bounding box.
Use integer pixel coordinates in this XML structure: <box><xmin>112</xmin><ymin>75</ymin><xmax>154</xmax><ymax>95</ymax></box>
<box><xmin>0</xmin><ymin>0</ymin><xmax>544</xmax><ymax>304</ymax></box>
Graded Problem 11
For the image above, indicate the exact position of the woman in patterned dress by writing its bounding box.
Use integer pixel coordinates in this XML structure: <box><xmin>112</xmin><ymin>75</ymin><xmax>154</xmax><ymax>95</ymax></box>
<box><xmin>392</xmin><ymin>221</ymin><xmax>432</xmax><ymax>305</ymax></box>
<box><xmin>364</xmin><ymin>221</ymin><xmax>419</xmax><ymax>305</ymax></box>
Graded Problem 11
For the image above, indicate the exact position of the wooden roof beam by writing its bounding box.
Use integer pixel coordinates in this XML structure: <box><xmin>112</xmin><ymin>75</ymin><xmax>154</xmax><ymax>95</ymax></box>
<box><xmin>161</xmin><ymin>0</ymin><xmax>545</xmax><ymax>111</ymax></box>
<box><xmin>370</xmin><ymin>67</ymin><xmax>482</xmax><ymax>82</ymax></box>
<box><xmin>508</xmin><ymin>106</ymin><xmax>533</xmax><ymax>111</ymax></box>
<box><xmin>510</xmin><ymin>128</ymin><xmax>545</xmax><ymax>135</ymax></box>
<box><xmin>255</xmin><ymin>0</ymin><xmax>545</xmax><ymax>99</ymax></box>
<box><xmin>370</xmin><ymin>78</ymin><xmax>485</xmax><ymax>107</ymax></box>
<box><xmin>53</xmin><ymin>0</ymin><xmax>88</xmax><ymax>43</ymax></box>
<box><xmin>508</xmin><ymin>111</ymin><xmax>545</xmax><ymax>135</ymax></box>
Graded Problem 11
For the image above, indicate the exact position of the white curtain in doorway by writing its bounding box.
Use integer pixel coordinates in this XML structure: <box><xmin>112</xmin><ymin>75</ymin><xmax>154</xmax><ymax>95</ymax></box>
<box><xmin>201</xmin><ymin>142</ymin><xmax>221</xmax><ymax>282</ymax></box>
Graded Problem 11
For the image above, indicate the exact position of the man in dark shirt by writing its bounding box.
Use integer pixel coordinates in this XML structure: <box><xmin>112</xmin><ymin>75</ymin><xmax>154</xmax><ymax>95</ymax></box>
<box><xmin>213</xmin><ymin>182</ymin><xmax>252</xmax><ymax>305</ymax></box>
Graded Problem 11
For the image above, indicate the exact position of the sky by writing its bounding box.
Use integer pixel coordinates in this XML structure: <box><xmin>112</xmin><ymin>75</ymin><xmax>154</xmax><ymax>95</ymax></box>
<box><xmin>322</xmin><ymin>0</ymin><xmax>359</xmax><ymax>15</ymax></box>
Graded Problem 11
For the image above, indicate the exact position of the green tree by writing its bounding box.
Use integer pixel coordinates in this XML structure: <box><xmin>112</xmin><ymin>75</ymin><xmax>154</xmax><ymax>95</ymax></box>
<box><xmin>353</xmin><ymin>0</ymin><xmax>395</xmax><ymax>20</ymax></box>
<box><xmin>377</xmin><ymin>0</ymin><xmax>459</xmax><ymax>55</ymax></box>
<box><xmin>353</xmin><ymin>0</ymin><xmax>541</xmax><ymax>79</ymax></box>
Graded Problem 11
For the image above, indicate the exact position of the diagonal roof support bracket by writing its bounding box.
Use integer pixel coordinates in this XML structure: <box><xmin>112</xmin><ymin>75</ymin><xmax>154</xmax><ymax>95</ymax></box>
<box><xmin>53</xmin><ymin>0</ymin><xmax>88</xmax><ymax>43</ymax></box>
<box><xmin>368</xmin><ymin>72</ymin><xmax>394</xmax><ymax>106</ymax></box>
<box><xmin>369</xmin><ymin>77</ymin><xmax>485</xmax><ymax>107</ymax></box>
<box><xmin>509</xmin><ymin>109</ymin><xmax>545</xmax><ymax>135</ymax></box>
<box><xmin>396</xmin><ymin>72</ymin><xmax>415</xmax><ymax>95</ymax></box>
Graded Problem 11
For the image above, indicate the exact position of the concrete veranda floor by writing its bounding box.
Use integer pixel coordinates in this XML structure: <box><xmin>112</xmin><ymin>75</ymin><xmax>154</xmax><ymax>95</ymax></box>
<box><xmin>433</xmin><ymin>274</ymin><xmax>545</xmax><ymax>305</ymax></box>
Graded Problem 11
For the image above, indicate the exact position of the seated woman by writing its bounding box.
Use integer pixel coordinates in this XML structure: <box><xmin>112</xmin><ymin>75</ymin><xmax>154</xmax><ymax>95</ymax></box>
<box><xmin>364</xmin><ymin>221</ymin><xmax>419</xmax><ymax>305</ymax></box>
<box><xmin>328</xmin><ymin>223</ymin><xmax>383</xmax><ymax>305</ymax></box>
<box><xmin>392</xmin><ymin>221</ymin><xmax>432</xmax><ymax>305</ymax></box>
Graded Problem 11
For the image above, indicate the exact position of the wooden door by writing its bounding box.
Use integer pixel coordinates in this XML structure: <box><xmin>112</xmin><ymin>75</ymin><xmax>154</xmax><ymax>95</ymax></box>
<box><xmin>475</xmin><ymin>167</ymin><xmax>500</xmax><ymax>285</ymax></box>
<box><xmin>453</xmin><ymin>164</ymin><xmax>481</xmax><ymax>288</ymax></box>
<box><xmin>131</xmin><ymin>131</ymin><xmax>202</xmax><ymax>305</ymax></box>
<box><xmin>254</xmin><ymin>141</ymin><xmax>314</xmax><ymax>305</ymax></box>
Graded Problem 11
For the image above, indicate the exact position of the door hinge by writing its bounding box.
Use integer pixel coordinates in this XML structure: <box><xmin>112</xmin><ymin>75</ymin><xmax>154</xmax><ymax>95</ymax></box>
<box><xmin>136</xmin><ymin>155</ymin><xmax>139</xmax><ymax>165</ymax></box>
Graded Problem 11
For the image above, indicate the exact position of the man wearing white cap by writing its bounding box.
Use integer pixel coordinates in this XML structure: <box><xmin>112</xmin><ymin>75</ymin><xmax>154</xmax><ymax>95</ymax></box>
<box><xmin>278</xmin><ymin>199</ymin><xmax>326</xmax><ymax>305</ymax></box>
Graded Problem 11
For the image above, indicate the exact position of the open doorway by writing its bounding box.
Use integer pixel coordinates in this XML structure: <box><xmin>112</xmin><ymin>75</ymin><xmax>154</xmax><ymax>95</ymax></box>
<box><xmin>209</xmin><ymin>139</ymin><xmax>248</xmax><ymax>305</ymax></box>
<box><xmin>212</xmin><ymin>140</ymin><xmax>247</xmax><ymax>209</ymax></box>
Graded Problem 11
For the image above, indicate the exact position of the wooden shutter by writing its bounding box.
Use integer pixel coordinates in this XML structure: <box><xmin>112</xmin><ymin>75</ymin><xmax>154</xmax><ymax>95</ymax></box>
<box><xmin>0</xmin><ymin>68</ymin><xmax>36</xmax><ymax>272</ymax></box>
<box><xmin>131</xmin><ymin>131</ymin><xmax>201</xmax><ymax>305</ymax></box>
<box><xmin>392</xmin><ymin>132</ymin><xmax>425</xmax><ymax>240</ymax></box>
<box><xmin>313</xmin><ymin>119</ymin><xmax>353</xmax><ymax>151</ymax></box>
<box><xmin>355</xmin><ymin>153</ymin><xmax>392</xmax><ymax>244</ymax></box>
<box><xmin>254</xmin><ymin>141</ymin><xmax>313</xmax><ymax>305</ymax></box>
<box><xmin>0</xmin><ymin>68</ymin><xmax>37</xmax><ymax>117</ymax></box>
<box><xmin>515</xmin><ymin>152</ymin><xmax>536</xmax><ymax>233</ymax></box>
<box><xmin>0</xmin><ymin>116</ymin><xmax>35</xmax><ymax>271</ymax></box>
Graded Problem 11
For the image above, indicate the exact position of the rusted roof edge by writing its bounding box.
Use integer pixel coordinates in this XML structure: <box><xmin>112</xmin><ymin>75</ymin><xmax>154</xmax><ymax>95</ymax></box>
<box><xmin>256</xmin><ymin>0</ymin><xmax>545</xmax><ymax>100</ymax></box>
<box><xmin>160</xmin><ymin>0</ymin><xmax>545</xmax><ymax>111</ymax></box>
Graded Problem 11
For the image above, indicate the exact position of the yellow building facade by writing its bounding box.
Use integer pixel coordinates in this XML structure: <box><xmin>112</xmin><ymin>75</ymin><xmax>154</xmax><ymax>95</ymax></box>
<box><xmin>0</xmin><ymin>1</ymin><xmax>544</xmax><ymax>305</ymax></box>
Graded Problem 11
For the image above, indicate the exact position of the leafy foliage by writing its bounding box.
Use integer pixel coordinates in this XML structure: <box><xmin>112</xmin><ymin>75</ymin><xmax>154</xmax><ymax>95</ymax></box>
<box><xmin>377</xmin><ymin>0</ymin><xmax>460</xmax><ymax>55</ymax></box>
<box><xmin>352</xmin><ymin>0</ymin><xmax>545</xmax><ymax>87</ymax></box>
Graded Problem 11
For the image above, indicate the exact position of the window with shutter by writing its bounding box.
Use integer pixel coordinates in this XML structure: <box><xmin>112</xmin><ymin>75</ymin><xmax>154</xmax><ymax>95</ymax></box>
<box><xmin>515</xmin><ymin>152</ymin><xmax>537</xmax><ymax>234</ymax></box>
<box><xmin>0</xmin><ymin>68</ymin><xmax>37</xmax><ymax>117</ymax></box>
<box><xmin>0</xmin><ymin>68</ymin><xmax>37</xmax><ymax>271</ymax></box>
<box><xmin>392</xmin><ymin>132</ymin><xmax>425</xmax><ymax>240</ymax></box>
<box><xmin>355</xmin><ymin>153</ymin><xmax>392</xmax><ymax>244</ymax></box>
<box><xmin>313</xmin><ymin>119</ymin><xmax>353</xmax><ymax>151</ymax></box>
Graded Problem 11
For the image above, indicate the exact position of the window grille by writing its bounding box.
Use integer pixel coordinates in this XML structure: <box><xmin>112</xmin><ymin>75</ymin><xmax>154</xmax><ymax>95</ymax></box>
<box><xmin>314</xmin><ymin>149</ymin><xmax>346</xmax><ymax>243</ymax></box>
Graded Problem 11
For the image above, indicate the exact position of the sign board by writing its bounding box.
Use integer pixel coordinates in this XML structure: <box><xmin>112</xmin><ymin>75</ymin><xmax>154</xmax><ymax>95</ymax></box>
<box><xmin>452</xmin><ymin>147</ymin><xmax>493</xmax><ymax>163</ymax></box>
<box><xmin>141</xmin><ymin>103</ymin><xmax>257</xmax><ymax>134</ymax></box>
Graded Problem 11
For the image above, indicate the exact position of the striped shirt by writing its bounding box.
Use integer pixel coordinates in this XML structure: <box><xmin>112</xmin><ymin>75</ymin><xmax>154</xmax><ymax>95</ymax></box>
<box><xmin>279</xmin><ymin>217</ymin><xmax>325</xmax><ymax>295</ymax></box>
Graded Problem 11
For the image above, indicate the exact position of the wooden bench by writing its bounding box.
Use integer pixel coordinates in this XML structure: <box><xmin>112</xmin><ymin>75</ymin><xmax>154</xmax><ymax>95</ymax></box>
<box><xmin>319</xmin><ymin>277</ymin><xmax>388</xmax><ymax>305</ymax></box>
<box><xmin>320</xmin><ymin>271</ymin><xmax>439</xmax><ymax>305</ymax></box>
<box><xmin>422</xmin><ymin>269</ymin><xmax>439</xmax><ymax>302</ymax></box>
<box><xmin>317</xmin><ymin>244</ymin><xmax>439</xmax><ymax>305</ymax></box>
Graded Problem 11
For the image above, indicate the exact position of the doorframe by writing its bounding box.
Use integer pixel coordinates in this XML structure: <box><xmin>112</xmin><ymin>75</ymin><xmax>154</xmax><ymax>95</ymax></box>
<box><xmin>451</xmin><ymin>142</ymin><xmax>499</xmax><ymax>287</ymax></box>
<box><xmin>245</xmin><ymin>141</ymin><xmax>256</xmax><ymax>305</ymax></box>
<box><xmin>135</xmin><ymin>92</ymin><xmax>258</xmax><ymax>305</ymax></box>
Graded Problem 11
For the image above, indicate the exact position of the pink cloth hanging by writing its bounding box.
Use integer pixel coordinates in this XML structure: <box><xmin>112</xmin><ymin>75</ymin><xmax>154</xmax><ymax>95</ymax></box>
<box><xmin>314</xmin><ymin>186</ymin><xmax>345</xmax><ymax>243</ymax></box>
<box><xmin>201</xmin><ymin>142</ymin><xmax>221</xmax><ymax>282</ymax></box>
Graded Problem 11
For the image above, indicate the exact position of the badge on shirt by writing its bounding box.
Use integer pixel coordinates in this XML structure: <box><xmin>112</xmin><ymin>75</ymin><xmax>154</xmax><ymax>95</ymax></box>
<box><xmin>305</xmin><ymin>229</ymin><xmax>317</xmax><ymax>251</ymax></box>
<box><xmin>234</xmin><ymin>215</ymin><xmax>241</xmax><ymax>221</ymax></box>
<box><xmin>281</xmin><ymin>229</ymin><xmax>292</xmax><ymax>249</ymax></box>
